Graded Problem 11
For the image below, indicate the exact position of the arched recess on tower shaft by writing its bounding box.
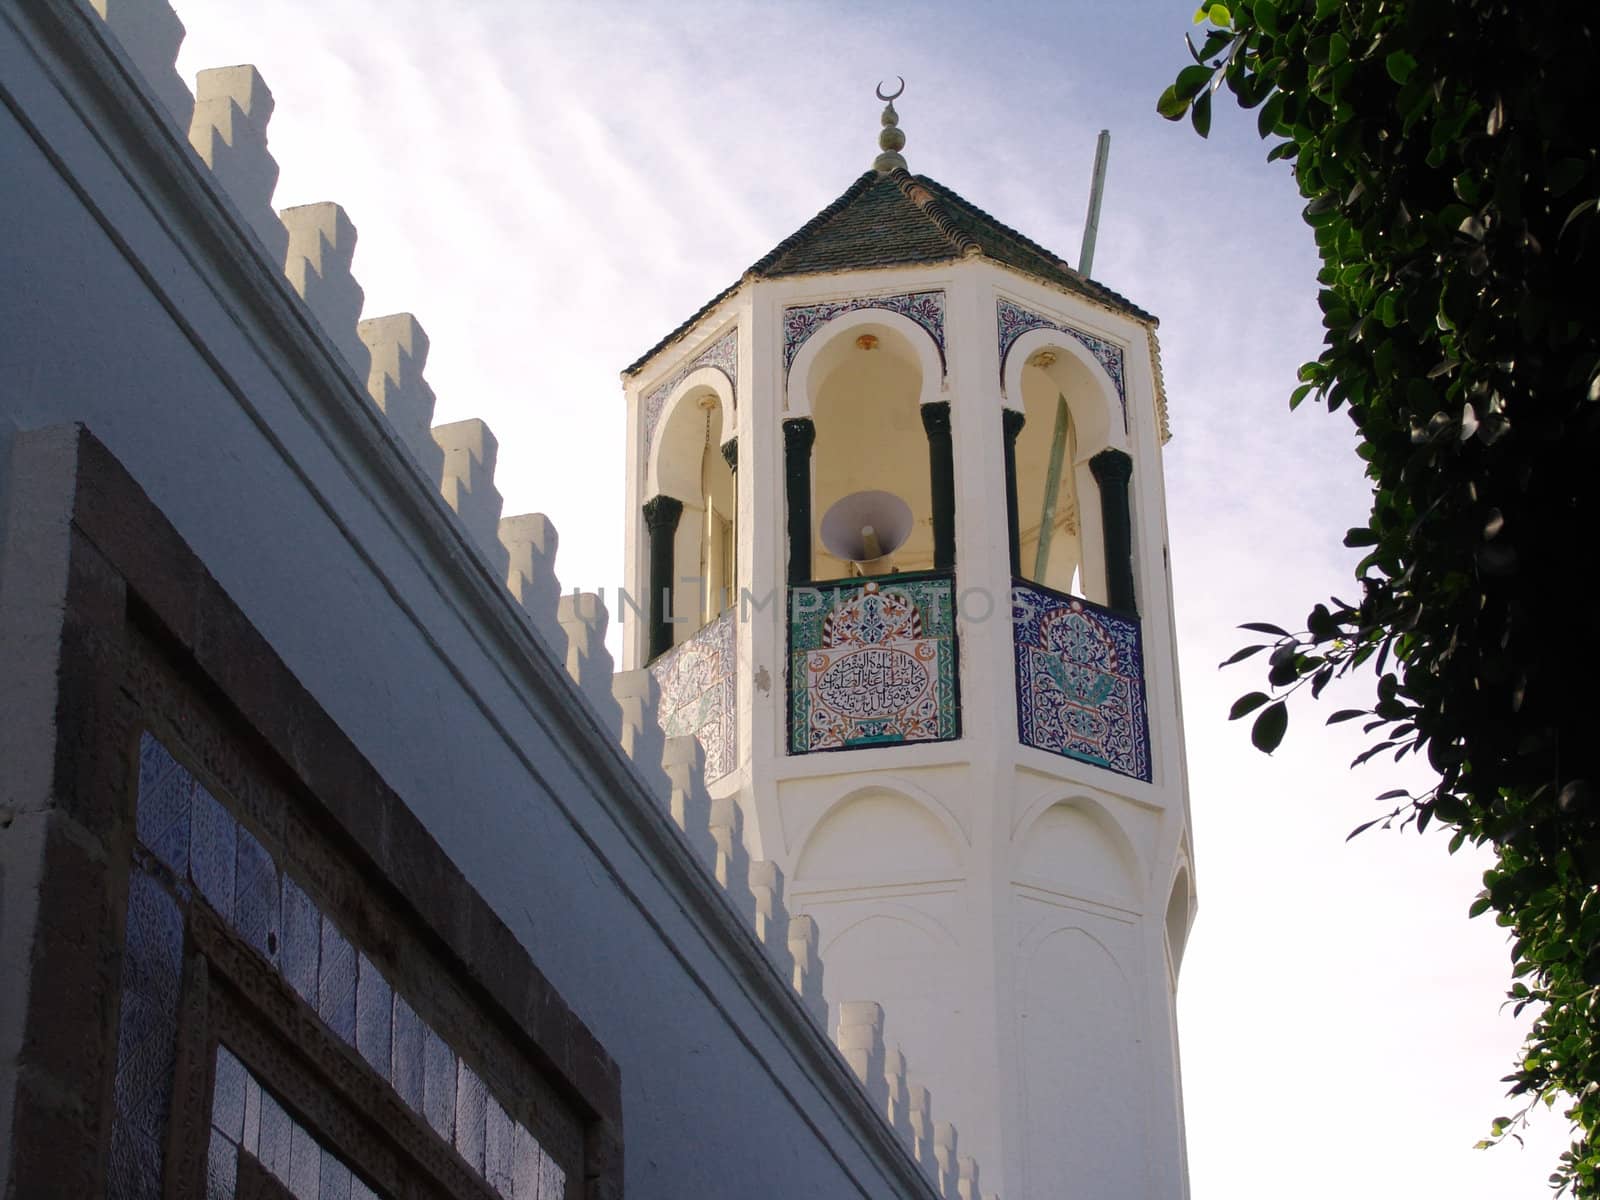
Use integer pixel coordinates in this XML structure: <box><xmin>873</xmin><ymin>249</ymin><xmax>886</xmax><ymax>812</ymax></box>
<box><xmin>790</xmin><ymin>783</ymin><xmax>966</xmax><ymax>887</ymax></box>
<box><xmin>1002</xmin><ymin>326</ymin><xmax>1130</xmax><ymax>607</ymax></box>
<box><xmin>1011</xmin><ymin>791</ymin><xmax>1143</xmax><ymax>904</ymax></box>
<box><xmin>647</xmin><ymin>367</ymin><xmax>737</xmax><ymax>644</ymax></box>
<box><xmin>786</xmin><ymin>309</ymin><xmax>944</xmax><ymax>581</ymax></box>
<box><xmin>1165</xmin><ymin>861</ymin><xmax>1195</xmax><ymax>978</ymax></box>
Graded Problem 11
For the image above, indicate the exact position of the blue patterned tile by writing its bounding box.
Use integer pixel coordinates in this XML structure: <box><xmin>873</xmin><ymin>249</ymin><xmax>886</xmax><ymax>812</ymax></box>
<box><xmin>289</xmin><ymin>1124</ymin><xmax>320</xmax><ymax>1199</ymax></box>
<box><xmin>649</xmin><ymin>610</ymin><xmax>736</xmax><ymax>781</ymax></box>
<box><xmin>257</xmin><ymin>1087</ymin><xmax>292</xmax><ymax>1183</ymax></box>
<box><xmin>485</xmin><ymin>1096</ymin><xmax>514</xmax><ymax>1196</ymax></box>
<box><xmin>391</xmin><ymin>992</ymin><xmax>424</xmax><ymax>1111</ymax></box>
<box><xmin>189</xmin><ymin>785</ymin><xmax>236</xmax><ymax>920</ymax></box>
<box><xmin>354</xmin><ymin>955</ymin><xmax>392</xmax><ymax>1075</ymax></box>
<box><xmin>280</xmin><ymin>875</ymin><xmax>320</xmax><ymax>1004</ymax></box>
<box><xmin>211</xmin><ymin>1045</ymin><xmax>248</xmax><ymax>1142</ymax></box>
<box><xmin>510</xmin><ymin>1124</ymin><xmax>542</xmax><ymax>1200</ymax></box>
<box><xmin>789</xmin><ymin>574</ymin><xmax>960</xmax><ymax>753</ymax></box>
<box><xmin>136</xmin><ymin>732</ymin><xmax>192</xmax><ymax>878</ymax></box>
<box><xmin>207</xmin><ymin>1128</ymin><xmax>238</xmax><ymax>1199</ymax></box>
<box><xmin>783</xmin><ymin>291</ymin><xmax>946</xmax><ymax>379</ymax></box>
<box><xmin>317</xmin><ymin>1151</ymin><xmax>352</xmax><ymax>1200</ymax></box>
<box><xmin>422</xmin><ymin>1024</ymin><xmax>456</xmax><ymax>1142</ymax></box>
<box><xmin>107</xmin><ymin>1120</ymin><xmax>162</xmax><ymax>1200</ymax></box>
<box><xmin>317</xmin><ymin>914</ymin><xmax>356</xmax><ymax>1043</ymax></box>
<box><xmin>114</xmin><ymin>870</ymin><xmax>183</xmax><ymax>1152</ymax></box>
<box><xmin>233</xmin><ymin>826</ymin><xmax>279</xmax><ymax>964</ymax></box>
<box><xmin>996</xmin><ymin>297</ymin><xmax>1128</xmax><ymax>428</ymax></box>
<box><xmin>454</xmin><ymin>1059</ymin><xmax>487</xmax><ymax>1173</ymax></box>
<box><xmin>1012</xmin><ymin>580</ymin><xmax>1150</xmax><ymax>780</ymax></box>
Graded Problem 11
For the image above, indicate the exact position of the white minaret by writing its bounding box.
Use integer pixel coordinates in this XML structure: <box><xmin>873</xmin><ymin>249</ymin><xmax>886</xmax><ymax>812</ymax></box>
<box><xmin>621</xmin><ymin>90</ymin><xmax>1194</xmax><ymax>1200</ymax></box>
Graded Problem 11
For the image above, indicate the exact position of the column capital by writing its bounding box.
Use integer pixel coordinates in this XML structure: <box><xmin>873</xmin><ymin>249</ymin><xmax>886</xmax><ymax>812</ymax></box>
<box><xmin>919</xmin><ymin>400</ymin><xmax>952</xmax><ymax>436</ymax></box>
<box><xmin>642</xmin><ymin>493</ymin><xmax>684</xmax><ymax>534</ymax></box>
<box><xmin>1089</xmin><ymin>446</ymin><xmax>1133</xmax><ymax>486</ymax></box>
<box><xmin>782</xmin><ymin>416</ymin><xmax>816</xmax><ymax>452</ymax></box>
<box><xmin>1002</xmin><ymin>406</ymin><xmax>1026</xmax><ymax>440</ymax></box>
<box><xmin>720</xmin><ymin>438</ymin><xmax>738</xmax><ymax>472</ymax></box>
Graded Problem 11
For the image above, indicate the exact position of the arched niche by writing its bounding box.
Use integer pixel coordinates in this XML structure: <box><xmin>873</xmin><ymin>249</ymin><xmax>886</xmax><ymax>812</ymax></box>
<box><xmin>1018</xmin><ymin>926</ymin><xmax>1144</xmax><ymax>1199</ymax></box>
<box><xmin>794</xmin><ymin>786</ymin><xmax>963</xmax><ymax>885</ymax></box>
<box><xmin>1002</xmin><ymin>327</ymin><xmax>1132</xmax><ymax>608</ymax></box>
<box><xmin>646</xmin><ymin>367</ymin><xmax>737</xmax><ymax>645</ymax></box>
<box><xmin>1014</xmin><ymin>797</ymin><xmax>1140</xmax><ymax>905</ymax></box>
<box><xmin>786</xmin><ymin>307</ymin><xmax>943</xmax><ymax>417</ymax></box>
<box><xmin>1165</xmin><ymin>865</ymin><xmax>1193</xmax><ymax>976</ymax></box>
<box><xmin>800</xmin><ymin>318</ymin><xmax>935</xmax><ymax>580</ymax></box>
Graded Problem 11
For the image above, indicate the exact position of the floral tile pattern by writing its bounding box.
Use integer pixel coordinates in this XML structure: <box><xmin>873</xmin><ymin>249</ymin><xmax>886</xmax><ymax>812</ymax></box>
<box><xmin>1012</xmin><ymin>579</ymin><xmax>1150</xmax><ymax>781</ymax></box>
<box><xmin>649</xmin><ymin>610</ymin><xmax>736</xmax><ymax>781</ymax></box>
<box><xmin>113</xmin><ymin>733</ymin><xmax>566</xmax><ymax>1200</ymax></box>
<box><xmin>782</xmin><ymin>291</ymin><xmax>947</xmax><ymax>380</ymax></box>
<box><xmin>996</xmin><ymin>298</ymin><xmax>1128</xmax><ymax>430</ymax></box>
<box><xmin>789</xmin><ymin>573</ymin><xmax>959</xmax><ymax>753</ymax></box>
<box><xmin>642</xmin><ymin>327</ymin><xmax>738</xmax><ymax>459</ymax></box>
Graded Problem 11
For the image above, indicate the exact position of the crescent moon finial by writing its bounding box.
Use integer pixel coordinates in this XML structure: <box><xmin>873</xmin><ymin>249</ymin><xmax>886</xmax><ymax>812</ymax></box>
<box><xmin>876</xmin><ymin>77</ymin><xmax>905</xmax><ymax>102</ymax></box>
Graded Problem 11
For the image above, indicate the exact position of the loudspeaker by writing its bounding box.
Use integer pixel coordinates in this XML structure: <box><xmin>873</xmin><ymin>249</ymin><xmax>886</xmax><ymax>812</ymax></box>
<box><xmin>820</xmin><ymin>490</ymin><xmax>914</xmax><ymax>576</ymax></box>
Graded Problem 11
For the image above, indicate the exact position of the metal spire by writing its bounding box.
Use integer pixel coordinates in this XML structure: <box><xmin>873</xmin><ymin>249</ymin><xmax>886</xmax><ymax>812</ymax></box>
<box><xmin>874</xmin><ymin>77</ymin><xmax>907</xmax><ymax>173</ymax></box>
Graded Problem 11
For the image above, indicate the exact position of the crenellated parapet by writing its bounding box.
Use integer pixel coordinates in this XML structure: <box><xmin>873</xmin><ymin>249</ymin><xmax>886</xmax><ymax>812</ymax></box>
<box><xmin>187</xmin><ymin>65</ymin><xmax>286</xmax><ymax>265</ymax></box>
<box><xmin>280</xmin><ymin>202</ymin><xmax>370</xmax><ymax>378</ymax></box>
<box><xmin>90</xmin><ymin>0</ymin><xmax>191</xmax><ymax>130</ymax></box>
<box><xmin>360</xmin><ymin>314</ymin><xmax>445</xmax><ymax>481</ymax></box>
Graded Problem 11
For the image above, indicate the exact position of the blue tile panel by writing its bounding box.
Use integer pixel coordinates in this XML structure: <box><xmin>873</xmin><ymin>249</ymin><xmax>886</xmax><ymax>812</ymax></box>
<box><xmin>128</xmin><ymin>733</ymin><xmax>566</xmax><ymax>1199</ymax></box>
<box><xmin>108</xmin><ymin>867</ymin><xmax>185</xmax><ymax>1200</ymax></box>
<box><xmin>649</xmin><ymin>609</ymin><xmax>736</xmax><ymax>781</ymax></box>
<box><xmin>1011</xmin><ymin>580</ymin><xmax>1151</xmax><ymax>781</ymax></box>
<box><xmin>207</xmin><ymin>1045</ymin><xmax>380</xmax><ymax>1200</ymax></box>
<box><xmin>788</xmin><ymin>573</ymin><xmax>960</xmax><ymax>753</ymax></box>
<box><xmin>995</xmin><ymin>297</ymin><xmax>1128</xmax><ymax>430</ymax></box>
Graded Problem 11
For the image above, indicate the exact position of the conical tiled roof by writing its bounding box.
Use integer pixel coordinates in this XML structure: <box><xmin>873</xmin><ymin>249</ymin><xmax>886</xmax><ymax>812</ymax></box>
<box><xmin>624</xmin><ymin>168</ymin><xmax>1155</xmax><ymax>377</ymax></box>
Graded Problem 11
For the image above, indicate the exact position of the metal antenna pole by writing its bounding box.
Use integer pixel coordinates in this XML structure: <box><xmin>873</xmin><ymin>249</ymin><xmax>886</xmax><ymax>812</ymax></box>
<box><xmin>1077</xmin><ymin>130</ymin><xmax>1111</xmax><ymax>278</ymax></box>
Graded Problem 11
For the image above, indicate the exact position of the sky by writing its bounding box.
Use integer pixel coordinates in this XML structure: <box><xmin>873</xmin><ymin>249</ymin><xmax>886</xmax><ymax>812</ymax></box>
<box><xmin>173</xmin><ymin>2</ymin><xmax>1572</xmax><ymax>1195</ymax></box>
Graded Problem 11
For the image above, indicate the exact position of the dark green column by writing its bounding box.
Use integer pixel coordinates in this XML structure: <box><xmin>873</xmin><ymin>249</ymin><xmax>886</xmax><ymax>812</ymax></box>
<box><xmin>720</xmin><ymin>438</ymin><xmax>738</xmax><ymax>473</ymax></box>
<box><xmin>643</xmin><ymin>494</ymin><xmax>683</xmax><ymax>660</ymax></box>
<box><xmin>1089</xmin><ymin>447</ymin><xmax>1136</xmax><ymax>614</ymax></box>
<box><xmin>1001</xmin><ymin>407</ymin><xmax>1025</xmax><ymax>577</ymax></box>
<box><xmin>782</xmin><ymin>418</ymin><xmax>815</xmax><ymax>585</ymax></box>
<box><xmin>921</xmin><ymin>401</ymin><xmax>956</xmax><ymax>570</ymax></box>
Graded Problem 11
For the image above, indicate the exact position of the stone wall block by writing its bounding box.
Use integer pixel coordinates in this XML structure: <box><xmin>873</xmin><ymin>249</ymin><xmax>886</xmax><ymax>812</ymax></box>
<box><xmin>834</xmin><ymin>1000</ymin><xmax>888</xmax><ymax>1113</ymax></box>
<box><xmin>188</xmin><ymin>65</ymin><xmax>286</xmax><ymax>264</ymax></box>
<box><xmin>885</xmin><ymin>1043</ymin><xmax>913</xmax><ymax>1150</ymax></box>
<box><xmin>747</xmin><ymin>859</ymin><xmax>789</xmax><ymax>964</ymax></box>
<box><xmin>908</xmin><ymin>1083</ymin><xmax>934</xmax><ymax>1178</ymax></box>
<box><xmin>90</xmin><ymin>0</ymin><xmax>192</xmax><ymax>129</ymax></box>
<box><xmin>934</xmin><ymin>1122</ymin><xmax>958</xmax><ymax>1198</ymax></box>
<box><xmin>708</xmin><ymin>795</ymin><xmax>755</xmax><ymax>926</ymax></box>
<box><xmin>956</xmin><ymin>1155</ymin><xmax>981</xmax><ymax>1200</ymax></box>
<box><xmin>358</xmin><ymin>314</ymin><xmax>444</xmax><ymax>479</ymax></box>
<box><xmin>661</xmin><ymin>735</ymin><xmax>716</xmax><ymax>872</ymax></box>
<box><xmin>555</xmin><ymin>591</ymin><xmax>620</xmax><ymax>728</ymax></box>
<box><xmin>610</xmin><ymin>669</ymin><xmax>671</xmax><ymax>807</ymax></box>
<box><xmin>279</xmin><ymin>202</ymin><xmax>370</xmax><ymax>379</ymax></box>
<box><xmin>498</xmin><ymin>513</ymin><xmax>565</xmax><ymax>657</ymax></box>
<box><xmin>431</xmin><ymin>418</ymin><xmax>509</xmax><ymax>579</ymax></box>
<box><xmin>785</xmin><ymin>914</ymin><xmax>827</xmax><ymax>1028</ymax></box>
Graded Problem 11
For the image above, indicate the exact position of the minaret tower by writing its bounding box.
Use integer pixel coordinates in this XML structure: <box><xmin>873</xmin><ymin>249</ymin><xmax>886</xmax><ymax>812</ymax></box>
<box><xmin>621</xmin><ymin>88</ymin><xmax>1194</xmax><ymax>1200</ymax></box>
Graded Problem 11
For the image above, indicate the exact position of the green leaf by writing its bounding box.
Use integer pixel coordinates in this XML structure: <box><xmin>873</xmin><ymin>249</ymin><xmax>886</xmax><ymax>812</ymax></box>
<box><xmin>1327</xmin><ymin>709</ymin><xmax>1367</xmax><ymax>724</ymax></box>
<box><xmin>1191</xmin><ymin>88</ymin><xmax>1213</xmax><ymax>138</ymax></box>
<box><xmin>1229</xmin><ymin>691</ymin><xmax>1271</xmax><ymax>720</ymax></box>
<box><xmin>1220</xmin><ymin>644</ymin><xmax>1268</xmax><ymax>667</ymax></box>
<box><xmin>1252</xmin><ymin>0</ymin><xmax>1280</xmax><ymax>34</ymax></box>
<box><xmin>1207</xmin><ymin>3</ymin><xmax>1232</xmax><ymax>26</ymax></box>
<box><xmin>1385</xmin><ymin>50</ymin><xmax>1416</xmax><ymax>84</ymax></box>
<box><xmin>1251</xmin><ymin>700</ymin><xmax>1289</xmax><ymax>753</ymax></box>
<box><xmin>1239</xmin><ymin>621</ymin><xmax>1292</xmax><ymax>636</ymax></box>
<box><xmin>1157</xmin><ymin>84</ymin><xmax>1191</xmax><ymax>121</ymax></box>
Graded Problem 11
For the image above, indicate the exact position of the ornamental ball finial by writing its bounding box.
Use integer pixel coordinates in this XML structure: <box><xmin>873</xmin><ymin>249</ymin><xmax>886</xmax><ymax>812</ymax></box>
<box><xmin>873</xmin><ymin>77</ymin><xmax>908</xmax><ymax>173</ymax></box>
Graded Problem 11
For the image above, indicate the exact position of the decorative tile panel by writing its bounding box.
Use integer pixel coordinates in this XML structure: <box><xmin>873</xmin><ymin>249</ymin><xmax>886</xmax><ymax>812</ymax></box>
<box><xmin>120</xmin><ymin>733</ymin><xmax>566</xmax><ymax>1200</ymax></box>
<box><xmin>788</xmin><ymin>572</ymin><xmax>960</xmax><ymax>753</ymax></box>
<box><xmin>996</xmin><ymin>297</ymin><xmax>1127</xmax><ymax>429</ymax></box>
<box><xmin>650</xmin><ymin>608</ymin><xmax>737</xmax><ymax>781</ymax></box>
<box><xmin>642</xmin><ymin>327</ymin><xmax>738</xmax><ymax>459</ymax></box>
<box><xmin>1012</xmin><ymin>579</ymin><xmax>1150</xmax><ymax>781</ymax></box>
<box><xmin>783</xmin><ymin>290</ymin><xmax>946</xmax><ymax>381</ymax></box>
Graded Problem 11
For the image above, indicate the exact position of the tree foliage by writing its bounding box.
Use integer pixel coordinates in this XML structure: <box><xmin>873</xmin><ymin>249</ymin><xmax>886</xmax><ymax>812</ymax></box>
<box><xmin>1160</xmin><ymin>0</ymin><xmax>1600</xmax><ymax>1191</ymax></box>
